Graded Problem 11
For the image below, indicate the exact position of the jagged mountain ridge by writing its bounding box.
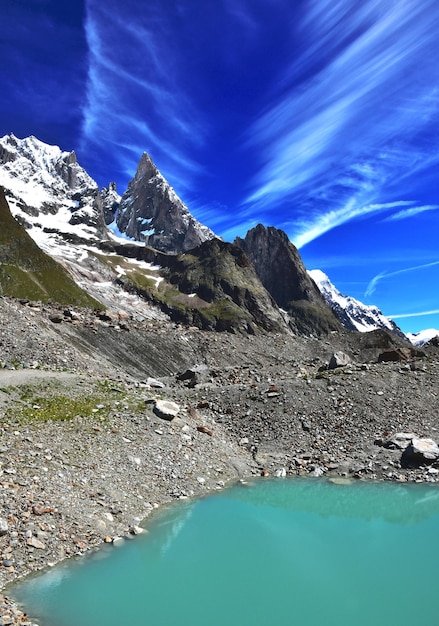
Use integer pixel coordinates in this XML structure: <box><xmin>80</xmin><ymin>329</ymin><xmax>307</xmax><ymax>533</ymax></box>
<box><xmin>0</xmin><ymin>134</ymin><xmax>214</xmax><ymax>254</ymax></box>
<box><xmin>0</xmin><ymin>133</ymin><xmax>412</xmax><ymax>339</ymax></box>
<box><xmin>99</xmin><ymin>237</ymin><xmax>287</xmax><ymax>333</ymax></box>
<box><xmin>309</xmin><ymin>269</ymin><xmax>406</xmax><ymax>339</ymax></box>
<box><xmin>0</xmin><ymin>134</ymin><xmax>289</xmax><ymax>332</ymax></box>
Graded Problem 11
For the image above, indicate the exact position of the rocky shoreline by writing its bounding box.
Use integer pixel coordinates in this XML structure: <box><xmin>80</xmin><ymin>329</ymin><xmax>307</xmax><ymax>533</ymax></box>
<box><xmin>0</xmin><ymin>297</ymin><xmax>439</xmax><ymax>625</ymax></box>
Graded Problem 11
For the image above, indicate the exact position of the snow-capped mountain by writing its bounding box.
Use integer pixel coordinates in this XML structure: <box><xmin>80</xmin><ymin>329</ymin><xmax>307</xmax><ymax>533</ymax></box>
<box><xmin>0</xmin><ymin>134</ymin><xmax>215</xmax><ymax>254</ymax></box>
<box><xmin>308</xmin><ymin>269</ymin><xmax>406</xmax><ymax>338</ymax></box>
<box><xmin>0</xmin><ymin>133</ymin><xmax>216</xmax><ymax>318</ymax></box>
<box><xmin>116</xmin><ymin>152</ymin><xmax>215</xmax><ymax>253</ymax></box>
<box><xmin>0</xmin><ymin>133</ymin><xmax>107</xmax><ymax>243</ymax></box>
<box><xmin>406</xmin><ymin>328</ymin><xmax>439</xmax><ymax>346</ymax></box>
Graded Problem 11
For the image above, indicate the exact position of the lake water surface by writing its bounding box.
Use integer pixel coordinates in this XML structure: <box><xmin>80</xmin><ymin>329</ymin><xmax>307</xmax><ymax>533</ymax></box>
<box><xmin>10</xmin><ymin>478</ymin><xmax>439</xmax><ymax>626</ymax></box>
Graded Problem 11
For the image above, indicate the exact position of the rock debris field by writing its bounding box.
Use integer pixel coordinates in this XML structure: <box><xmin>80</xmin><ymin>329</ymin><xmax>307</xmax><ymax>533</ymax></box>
<box><xmin>0</xmin><ymin>297</ymin><xmax>438</xmax><ymax>625</ymax></box>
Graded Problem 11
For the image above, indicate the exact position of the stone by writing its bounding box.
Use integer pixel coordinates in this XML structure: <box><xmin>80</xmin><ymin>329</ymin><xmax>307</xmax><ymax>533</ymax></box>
<box><xmin>26</xmin><ymin>536</ymin><xmax>45</xmax><ymax>549</ymax></box>
<box><xmin>328</xmin><ymin>351</ymin><xmax>351</xmax><ymax>369</ymax></box>
<box><xmin>49</xmin><ymin>314</ymin><xmax>63</xmax><ymax>324</ymax></box>
<box><xmin>128</xmin><ymin>455</ymin><xmax>141</xmax><ymax>465</ymax></box>
<box><xmin>378</xmin><ymin>349</ymin><xmax>409</xmax><ymax>363</ymax></box>
<box><xmin>32</xmin><ymin>505</ymin><xmax>54</xmax><ymax>516</ymax></box>
<box><xmin>196</xmin><ymin>425</ymin><xmax>213</xmax><ymax>436</ymax></box>
<box><xmin>383</xmin><ymin>432</ymin><xmax>416</xmax><ymax>450</ymax></box>
<box><xmin>0</xmin><ymin>518</ymin><xmax>8</xmax><ymax>536</ymax></box>
<box><xmin>401</xmin><ymin>437</ymin><xmax>439</xmax><ymax>466</ymax></box>
<box><xmin>112</xmin><ymin>537</ymin><xmax>124</xmax><ymax>546</ymax></box>
<box><xmin>146</xmin><ymin>377</ymin><xmax>165</xmax><ymax>389</ymax></box>
<box><xmin>153</xmin><ymin>399</ymin><xmax>180</xmax><ymax>420</ymax></box>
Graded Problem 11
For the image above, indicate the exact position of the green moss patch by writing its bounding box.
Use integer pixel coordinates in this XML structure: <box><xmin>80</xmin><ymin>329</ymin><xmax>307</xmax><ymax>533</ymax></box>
<box><xmin>4</xmin><ymin>379</ymin><xmax>142</xmax><ymax>425</ymax></box>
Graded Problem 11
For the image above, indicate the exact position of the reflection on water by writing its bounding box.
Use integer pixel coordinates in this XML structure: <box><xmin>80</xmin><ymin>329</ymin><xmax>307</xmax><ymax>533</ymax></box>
<box><xmin>9</xmin><ymin>478</ymin><xmax>439</xmax><ymax>626</ymax></box>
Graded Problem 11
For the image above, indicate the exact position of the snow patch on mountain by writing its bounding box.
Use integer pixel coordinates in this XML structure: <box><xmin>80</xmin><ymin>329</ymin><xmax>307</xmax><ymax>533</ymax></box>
<box><xmin>309</xmin><ymin>269</ymin><xmax>404</xmax><ymax>336</ymax></box>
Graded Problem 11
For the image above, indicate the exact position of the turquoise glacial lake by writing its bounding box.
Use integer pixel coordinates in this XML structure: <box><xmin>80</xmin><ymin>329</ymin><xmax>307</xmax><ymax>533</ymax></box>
<box><xmin>10</xmin><ymin>478</ymin><xmax>439</xmax><ymax>626</ymax></box>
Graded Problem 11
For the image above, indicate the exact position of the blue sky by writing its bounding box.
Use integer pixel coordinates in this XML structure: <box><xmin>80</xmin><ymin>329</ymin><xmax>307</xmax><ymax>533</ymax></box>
<box><xmin>2</xmin><ymin>0</ymin><xmax>439</xmax><ymax>333</ymax></box>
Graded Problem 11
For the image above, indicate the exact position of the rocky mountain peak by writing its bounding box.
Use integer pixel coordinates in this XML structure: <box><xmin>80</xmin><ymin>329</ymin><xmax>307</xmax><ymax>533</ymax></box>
<box><xmin>236</xmin><ymin>224</ymin><xmax>323</xmax><ymax>307</ymax></box>
<box><xmin>101</xmin><ymin>182</ymin><xmax>121</xmax><ymax>225</ymax></box>
<box><xmin>135</xmin><ymin>152</ymin><xmax>159</xmax><ymax>181</ymax></box>
<box><xmin>235</xmin><ymin>225</ymin><xmax>341</xmax><ymax>335</ymax></box>
<box><xmin>115</xmin><ymin>152</ymin><xmax>215</xmax><ymax>253</ymax></box>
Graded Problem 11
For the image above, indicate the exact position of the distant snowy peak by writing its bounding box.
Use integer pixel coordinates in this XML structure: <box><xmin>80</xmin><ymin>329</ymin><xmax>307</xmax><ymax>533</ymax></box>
<box><xmin>115</xmin><ymin>152</ymin><xmax>215</xmax><ymax>253</ymax></box>
<box><xmin>0</xmin><ymin>133</ymin><xmax>107</xmax><ymax>242</ymax></box>
<box><xmin>406</xmin><ymin>328</ymin><xmax>439</xmax><ymax>346</ymax></box>
<box><xmin>308</xmin><ymin>269</ymin><xmax>406</xmax><ymax>337</ymax></box>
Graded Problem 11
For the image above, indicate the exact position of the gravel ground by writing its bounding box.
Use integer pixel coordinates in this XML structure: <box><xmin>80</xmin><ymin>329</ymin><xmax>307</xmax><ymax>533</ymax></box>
<box><xmin>0</xmin><ymin>297</ymin><xmax>438</xmax><ymax>625</ymax></box>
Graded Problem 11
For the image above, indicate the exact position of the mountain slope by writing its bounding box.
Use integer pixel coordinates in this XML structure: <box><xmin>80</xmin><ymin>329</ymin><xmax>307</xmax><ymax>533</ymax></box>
<box><xmin>309</xmin><ymin>269</ymin><xmax>406</xmax><ymax>339</ymax></box>
<box><xmin>98</xmin><ymin>237</ymin><xmax>288</xmax><ymax>333</ymax></box>
<box><xmin>0</xmin><ymin>186</ymin><xmax>101</xmax><ymax>307</ymax></box>
<box><xmin>235</xmin><ymin>225</ymin><xmax>341</xmax><ymax>335</ymax></box>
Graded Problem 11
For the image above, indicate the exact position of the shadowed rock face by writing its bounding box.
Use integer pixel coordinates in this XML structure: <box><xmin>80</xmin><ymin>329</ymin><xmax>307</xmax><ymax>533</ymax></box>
<box><xmin>235</xmin><ymin>224</ymin><xmax>341</xmax><ymax>335</ymax></box>
<box><xmin>235</xmin><ymin>224</ymin><xmax>324</xmax><ymax>307</ymax></box>
<box><xmin>116</xmin><ymin>153</ymin><xmax>215</xmax><ymax>253</ymax></box>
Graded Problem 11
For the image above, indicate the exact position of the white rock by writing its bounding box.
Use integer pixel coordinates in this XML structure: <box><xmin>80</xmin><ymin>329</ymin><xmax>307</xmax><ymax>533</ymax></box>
<box><xmin>146</xmin><ymin>377</ymin><xmax>165</xmax><ymax>389</ymax></box>
<box><xmin>384</xmin><ymin>432</ymin><xmax>416</xmax><ymax>450</ymax></box>
<box><xmin>328</xmin><ymin>351</ymin><xmax>351</xmax><ymax>370</ymax></box>
<box><xmin>310</xmin><ymin>467</ymin><xmax>325</xmax><ymax>477</ymax></box>
<box><xmin>153</xmin><ymin>399</ymin><xmax>180</xmax><ymax>420</ymax></box>
<box><xmin>0</xmin><ymin>518</ymin><xmax>8</xmax><ymax>536</ymax></box>
<box><xmin>128</xmin><ymin>455</ymin><xmax>141</xmax><ymax>465</ymax></box>
<box><xmin>409</xmin><ymin>437</ymin><xmax>439</xmax><ymax>461</ymax></box>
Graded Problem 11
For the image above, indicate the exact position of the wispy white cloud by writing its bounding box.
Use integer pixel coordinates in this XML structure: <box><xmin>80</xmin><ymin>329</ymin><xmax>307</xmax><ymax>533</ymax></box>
<box><xmin>365</xmin><ymin>260</ymin><xmax>439</xmax><ymax>297</ymax></box>
<box><xmin>292</xmin><ymin>201</ymin><xmax>414</xmax><ymax>248</ymax></box>
<box><xmin>81</xmin><ymin>0</ymin><xmax>206</xmax><ymax>190</ymax></box>
<box><xmin>390</xmin><ymin>309</ymin><xmax>439</xmax><ymax>320</ymax></box>
<box><xmin>384</xmin><ymin>205</ymin><xmax>439</xmax><ymax>221</ymax></box>
<box><xmin>244</xmin><ymin>0</ymin><xmax>439</xmax><ymax>243</ymax></box>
